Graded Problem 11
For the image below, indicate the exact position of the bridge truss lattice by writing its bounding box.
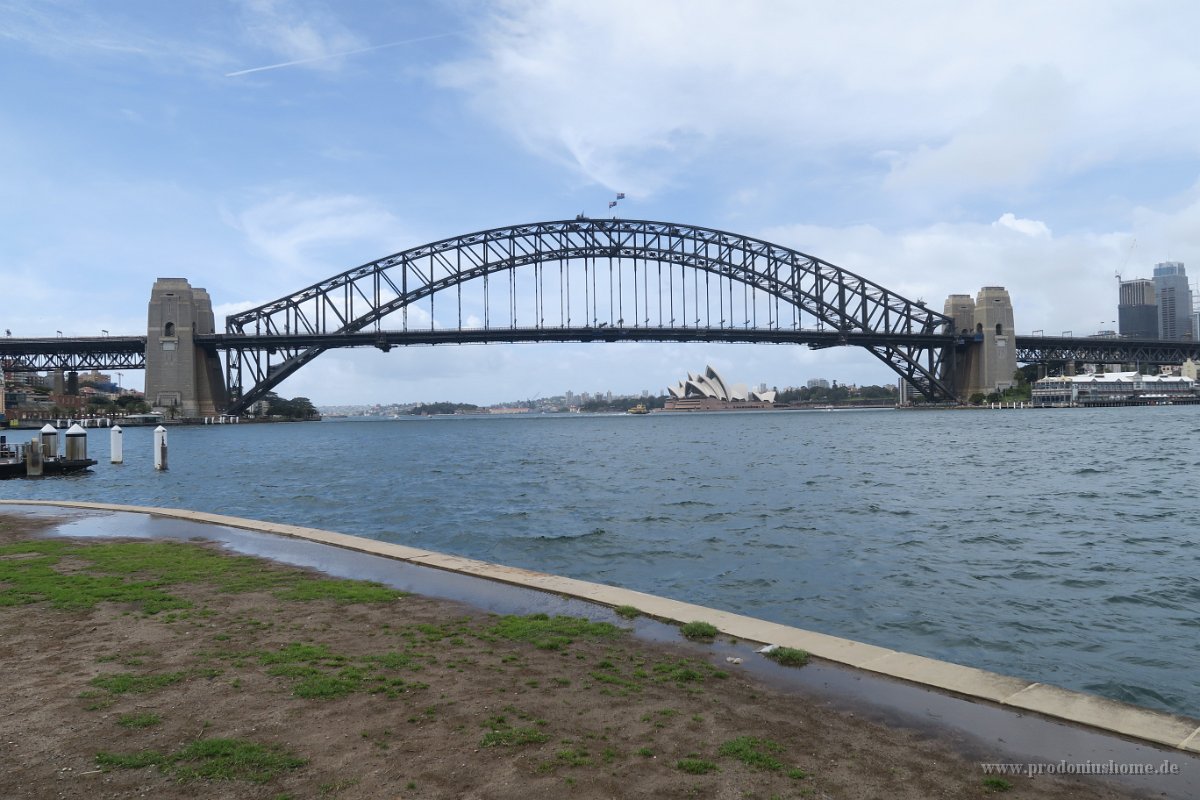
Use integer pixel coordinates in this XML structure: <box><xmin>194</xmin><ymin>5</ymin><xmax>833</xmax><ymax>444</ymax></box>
<box><xmin>222</xmin><ymin>219</ymin><xmax>956</xmax><ymax>414</ymax></box>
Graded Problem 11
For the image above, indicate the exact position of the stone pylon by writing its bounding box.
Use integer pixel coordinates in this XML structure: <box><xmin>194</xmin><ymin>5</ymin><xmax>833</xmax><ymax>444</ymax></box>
<box><xmin>943</xmin><ymin>286</ymin><xmax>1018</xmax><ymax>400</ymax></box>
<box><xmin>972</xmin><ymin>286</ymin><xmax>1017</xmax><ymax>396</ymax></box>
<box><xmin>144</xmin><ymin>278</ymin><xmax>227</xmax><ymax>418</ymax></box>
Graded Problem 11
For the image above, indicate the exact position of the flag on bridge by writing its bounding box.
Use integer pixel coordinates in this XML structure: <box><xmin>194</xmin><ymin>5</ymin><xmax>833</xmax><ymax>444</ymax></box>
<box><xmin>608</xmin><ymin>200</ymin><xmax>617</xmax><ymax>208</ymax></box>
<box><xmin>616</xmin><ymin>192</ymin><xmax>625</xmax><ymax>199</ymax></box>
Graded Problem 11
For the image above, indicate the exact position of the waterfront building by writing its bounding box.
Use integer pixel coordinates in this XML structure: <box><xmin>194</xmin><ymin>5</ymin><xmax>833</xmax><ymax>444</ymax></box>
<box><xmin>1153</xmin><ymin>262</ymin><xmax>1193</xmax><ymax>341</ymax></box>
<box><xmin>1118</xmin><ymin>278</ymin><xmax>1157</xmax><ymax>338</ymax></box>
<box><xmin>665</xmin><ymin>365</ymin><xmax>776</xmax><ymax>411</ymax></box>
<box><xmin>1032</xmin><ymin>372</ymin><xmax>1195</xmax><ymax>407</ymax></box>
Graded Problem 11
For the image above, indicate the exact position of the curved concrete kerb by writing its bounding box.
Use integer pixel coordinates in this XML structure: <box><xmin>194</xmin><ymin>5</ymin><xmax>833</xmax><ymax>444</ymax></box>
<box><xmin>4</xmin><ymin>498</ymin><xmax>1199</xmax><ymax>753</ymax></box>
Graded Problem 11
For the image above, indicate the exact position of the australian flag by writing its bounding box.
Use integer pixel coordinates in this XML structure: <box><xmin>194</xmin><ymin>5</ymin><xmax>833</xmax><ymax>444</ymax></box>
<box><xmin>616</xmin><ymin>192</ymin><xmax>626</xmax><ymax>199</ymax></box>
<box><xmin>608</xmin><ymin>200</ymin><xmax>618</xmax><ymax>208</ymax></box>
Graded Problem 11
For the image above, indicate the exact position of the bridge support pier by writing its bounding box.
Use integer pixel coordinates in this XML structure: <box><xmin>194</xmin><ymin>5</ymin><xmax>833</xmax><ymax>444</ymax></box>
<box><xmin>144</xmin><ymin>278</ymin><xmax>227</xmax><ymax>419</ymax></box>
<box><xmin>943</xmin><ymin>287</ymin><xmax>1017</xmax><ymax>400</ymax></box>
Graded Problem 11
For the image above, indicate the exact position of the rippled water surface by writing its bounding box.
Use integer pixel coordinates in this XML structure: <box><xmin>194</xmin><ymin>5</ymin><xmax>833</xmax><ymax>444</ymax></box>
<box><xmin>5</xmin><ymin>407</ymin><xmax>1199</xmax><ymax>717</ymax></box>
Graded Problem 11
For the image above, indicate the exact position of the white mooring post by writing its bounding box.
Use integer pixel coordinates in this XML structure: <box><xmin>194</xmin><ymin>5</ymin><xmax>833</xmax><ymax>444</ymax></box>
<box><xmin>40</xmin><ymin>423</ymin><xmax>58</xmax><ymax>458</ymax></box>
<box><xmin>65</xmin><ymin>423</ymin><xmax>87</xmax><ymax>461</ymax></box>
<box><xmin>153</xmin><ymin>425</ymin><xmax>168</xmax><ymax>471</ymax></box>
<box><xmin>111</xmin><ymin>425</ymin><xmax>123</xmax><ymax>464</ymax></box>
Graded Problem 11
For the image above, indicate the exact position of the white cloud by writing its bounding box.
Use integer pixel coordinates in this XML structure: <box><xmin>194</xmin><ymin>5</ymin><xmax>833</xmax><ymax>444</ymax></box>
<box><xmin>993</xmin><ymin>213</ymin><xmax>1051</xmax><ymax>239</ymax></box>
<box><xmin>884</xmin><ymin>65</ymin><xmax>1072</xmax><ymax>195</ymax></box>
<box><xmin>224</xmin><ymin>192</ymin><xmax>406</xmax><ymax>281</ymax></box>
<box><xmin>236</xmin><ymin>0</ymin><xmax>364</xmax><ymax>71</ymax></box>
<box><xmin>440</xmin><ymin>1</ymin><xmax>1200</xmax><ymax>201</ymax></box>
<box><xmin>759</xmin><ymin>212</ymin><xmax>1145</xmax><ymax>338</ymax></box>
<box><xmin>0</xmin><ymin>0</ymin><xmax>230</xmax><ymax>71</ymax></box>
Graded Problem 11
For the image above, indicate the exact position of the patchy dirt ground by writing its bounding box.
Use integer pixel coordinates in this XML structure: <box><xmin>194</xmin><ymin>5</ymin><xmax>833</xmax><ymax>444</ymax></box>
<box><xmin>0</xmin><ymin>513</ymin><xmax>1156</xmax><ymax>800</ymax></box>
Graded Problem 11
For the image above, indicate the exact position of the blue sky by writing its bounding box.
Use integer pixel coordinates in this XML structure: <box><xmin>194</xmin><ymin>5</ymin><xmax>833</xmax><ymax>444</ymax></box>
<box><xmin>5</xmin><ymin>0</ymin><xmax>1200</xmax><ymax>404</ymax></box>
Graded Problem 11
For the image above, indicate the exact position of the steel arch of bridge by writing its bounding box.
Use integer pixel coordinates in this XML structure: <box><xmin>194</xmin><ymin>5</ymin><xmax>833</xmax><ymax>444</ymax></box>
<box><xmin>222</xmin><ymin>219</ymin><xmax>956</xmax><ymax>414</ymax></box>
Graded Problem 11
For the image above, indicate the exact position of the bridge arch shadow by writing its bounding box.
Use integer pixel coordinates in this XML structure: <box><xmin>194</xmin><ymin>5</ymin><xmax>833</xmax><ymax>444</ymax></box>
<box><xmin>222</xmin><ymin>219</ymin><xmax>957</xmax><ymax>414</ymax></box>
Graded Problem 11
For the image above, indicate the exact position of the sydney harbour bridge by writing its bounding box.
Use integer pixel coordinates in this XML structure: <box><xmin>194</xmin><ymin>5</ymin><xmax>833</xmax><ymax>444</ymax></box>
<box><xmin>2</xmin><ymin>219</ymin><xmax>1193</xmax><ymax>416</ymax></box>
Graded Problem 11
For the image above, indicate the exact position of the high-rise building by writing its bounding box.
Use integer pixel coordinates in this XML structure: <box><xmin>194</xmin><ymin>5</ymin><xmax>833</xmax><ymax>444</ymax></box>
<box><xmin>1153</xmin><ymin>262</ymin><xmax>1193</xmax><ymax>341</ymax></box>
<box><xmin>1118</xmin><ymin>278</ymin><xmax>1157</xmax><ymax>338</ymax></box>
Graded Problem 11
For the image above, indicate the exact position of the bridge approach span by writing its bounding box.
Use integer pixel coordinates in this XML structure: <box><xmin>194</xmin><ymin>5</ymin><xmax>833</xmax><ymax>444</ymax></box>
<box><xmin>222</xmin><ymin>218</ymin><xmax>958</xmax><ymax>414</ymax></box>
<box><xmin>0</xmin><ymin>336</ymin><xmax>147</xmax><ymax>373</ymax></box>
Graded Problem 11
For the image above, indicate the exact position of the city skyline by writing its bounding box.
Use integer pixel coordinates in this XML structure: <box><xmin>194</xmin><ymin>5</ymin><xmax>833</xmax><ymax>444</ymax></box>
<box><xmin>1117</xmin><ymin>260</ymin><xmax>1198</xmax><ymax>341</ymax></box>
<box><xmin>6</xmin><ymin>2</ymin><xmax>1200</xmax><ymax>404</ymax></box>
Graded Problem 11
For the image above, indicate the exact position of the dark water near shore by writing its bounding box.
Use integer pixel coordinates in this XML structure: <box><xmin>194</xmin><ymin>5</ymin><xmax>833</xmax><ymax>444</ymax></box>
<box><xmin>5</xmin><ymin>407</ymin><xmax>1199</xmax><ymax>718</ymax></box>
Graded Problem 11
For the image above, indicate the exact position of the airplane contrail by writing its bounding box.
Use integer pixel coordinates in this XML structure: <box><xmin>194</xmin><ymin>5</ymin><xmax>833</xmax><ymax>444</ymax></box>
<box><xmin>225</xmin><ymin>32</ymin><xmax>459</xmax><ymax>77</ymax></box>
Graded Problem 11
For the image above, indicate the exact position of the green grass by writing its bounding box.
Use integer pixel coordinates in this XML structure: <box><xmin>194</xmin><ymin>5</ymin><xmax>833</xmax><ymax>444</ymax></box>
<box><xmin>274</xmin><ymin>578</ymin><xmax>406</xmax><ymax>604</ymax></box>
<box><xmin>96</xmin><ymin>737</ymin><xmax>306</xmax><ymax>783</ymax></box>
<box><xmin>676</xmin><ymin>758</ymin><xmax>719</xmax><ymax>774</ymax></box>
<box><xmin>480</xmin><ymin>727</ymin><xmax>551</xmax><ymax>747</ymax></box>
<box><xmin>116</xmin><ymin>712</ymin><xmax>163</xmax><ymax>729</ymax></box>
<box><xmin>89</xmin><ymin>667</ymin><xmax>222</xmax><ymax>698</ymax></box>
<box><xmin>89</xmin><ymin>671</ymin><xmax>190</xmax><ymax>695</ymax></box>
<box><xmin>679</xmin><ymin>621</ymin><xmax>718</xmax><ymax>641</ymax></box>
<box><xmin>718</xmin><ymin>736</ymin><xmax>784</xmax><ymax>771</ymax></box>
<box><xmin>480</xmin><ymin>708</ymin><xmax>551</xmax><ymax>747</ymax></box>
<box><xmin>613</xmin><ymin>605</ymin><xmax>641</xmax><ymax>619</ymax></box>
<box><xmin>652</xmin><ymin>659</ymin><xmax>728</xmax><ymax>684</ymax></box>
<box><xmin>982</xmin><ymin>776</ymin><xmax>1013</xmax><ymax>792</ymax></box>
<box><xmin>551</xmin><ymin>745</ymin><xmax>591</xmax><ymax>767</ymax></box>
<box><xmin>0</xmin><ymin>540</ymin><xmax>190</xmax><ymax>613</ymax></box>
<box><xmin>0</xmin><ymin>539</ymin><xmax>405</xmax><ymax>615</ymax></box>
<box><xmin>206</xmin><ymin>641</ymin><xmax>428</xmax><ymax>700</ymax></box>
<box><xmin>763</xmin><ymin>646</ymin><xmax>810</xmax><ymax>668</ymax></box>
<box><xmin>258</xmin><ymin>643</ymin><xmax>362</xmax><ymax>699</ymax></box>
<box><xmin>489</xmin><ymin>613</ymin><xmax>625</xmax><ymax>651</ymax></box>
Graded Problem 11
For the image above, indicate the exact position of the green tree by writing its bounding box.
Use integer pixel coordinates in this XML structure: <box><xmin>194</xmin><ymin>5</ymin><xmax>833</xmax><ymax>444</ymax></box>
<box><xmin>259</xmin><ymin>392</ymin><xmax>319</xmax><ymax>420</ymax></box>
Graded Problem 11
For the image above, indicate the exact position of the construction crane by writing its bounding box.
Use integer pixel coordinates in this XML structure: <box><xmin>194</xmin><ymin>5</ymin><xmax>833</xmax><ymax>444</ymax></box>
<box><xmin>1115</xmin><ymin>237</ymin><xmax>1137</xmax><ymax>283</ymax></box>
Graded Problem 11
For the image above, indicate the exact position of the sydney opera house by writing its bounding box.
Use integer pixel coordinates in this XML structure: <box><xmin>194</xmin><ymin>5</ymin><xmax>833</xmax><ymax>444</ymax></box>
<box><xmin>664</xmin><ymin>365</ymin><xmax>777</xmax><ymax>411</ymax></box>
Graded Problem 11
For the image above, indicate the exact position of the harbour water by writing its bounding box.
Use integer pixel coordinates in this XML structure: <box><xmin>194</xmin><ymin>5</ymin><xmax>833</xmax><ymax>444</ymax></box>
<box><xmin>3</xmin><ymin>407</ymin><xmax>1198</xmax><ymax>718</ymax></box>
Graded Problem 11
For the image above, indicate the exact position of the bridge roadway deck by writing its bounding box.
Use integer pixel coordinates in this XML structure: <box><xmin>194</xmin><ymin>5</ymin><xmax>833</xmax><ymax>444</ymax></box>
<box><xmin>0</xmin><ymin>336</ymin><xmax>146</xmax><ymax>372</ymax></box>
<box><xmin>202</xmin><ymin>326</ymin><xmax>954</xmax><ymax>349</ymax></box>
<box><xmin>3</xmin><ymin>331</ymin><xmax>1199</xmax><ymax>372</ymax></box>
<box><xmin>3</xmin><ymin>500</ymin><xmax>1198</xmax><ymax>799</ymax></box>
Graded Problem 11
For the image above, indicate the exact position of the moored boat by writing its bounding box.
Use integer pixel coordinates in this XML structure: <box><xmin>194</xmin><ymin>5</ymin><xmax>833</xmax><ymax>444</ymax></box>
<box><xmin>0</xmin><ymin>431</ymin><xmax>97</xmax><ymax>479</ymax></box>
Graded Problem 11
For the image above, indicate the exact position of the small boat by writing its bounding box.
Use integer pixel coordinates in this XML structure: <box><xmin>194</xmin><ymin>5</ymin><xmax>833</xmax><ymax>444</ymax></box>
<box><xmin>0</xmin><ymin>433</ymin><xmax>97</xmax><ymax>479</ymax></box>
<box><xmin>627</xmin><ymin>403</ymin><xmax>650</xmax><ymax>415</ymax></box>
<box><xmin>0</xmin><ymin>440</ymin><xmax>24</xmax><ymax>479</ymax></box>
